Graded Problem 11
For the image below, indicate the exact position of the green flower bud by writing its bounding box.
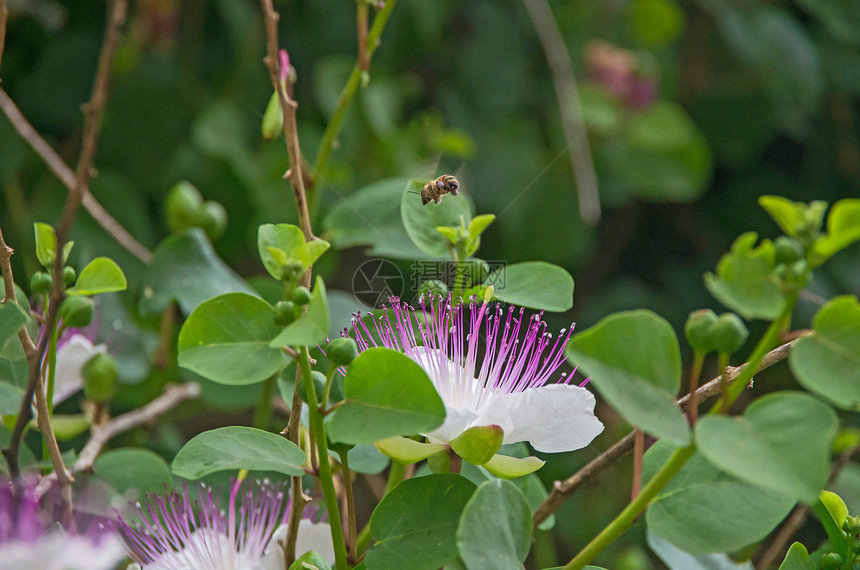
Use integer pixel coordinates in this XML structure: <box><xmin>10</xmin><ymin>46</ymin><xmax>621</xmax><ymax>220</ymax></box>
<box><xmin>30</xmin><ymin>271</ymin><xmax>53</xmax><ymax>296</ymax></box>
<box><xmin>273</xmin><ymin>301</ymin><xmax>296</xmax><ymax>327</ymax></box>
<box><xmin>297</xmin><ymin>370</ymin><xmax>326</xmax><ymax>403</ymax></box>
<box><xmin>774</xmin><ymin>236</ymin><xmax>805</xmax><ymax>265</ymax></box>
<box><xmin>200</xmin><ymin>201</ymin><xmax>228</xmax><ymax>241</ymax></box>
<box><xmin>291</xmin><ymin>286</ymin><xmax>312</xmax><ymax>305</ymax></box>
<box><xmin>327</xmin><ymin>337</ymin><xmax>358</xmax><ymax>367</ymax></box>
<box><xmin>59</xmin><ymin>296</ymin><xmax>94</xmax><ymax>329</ymax></box>
<box><xmin>789</xmin><ymin>259</ymin><xmax>809</xmax><ymax>280</ymax></box>
<box><xmin>685</xmin><ymin>309</ymin><xmax>718</xmax><ymax>352</ymax></box>
<box><xmin>819</xmin><ymin>552</ymin><xmax>843</xmax><ymax>570</ymax></box>
<box><xmin>261</xmin><ymin>91</ymin><xmax>283</xmax><ymax>140</ymax></box>
<box><xmin>712</xmin><ymin>313</ymin><xmax>748</xmax><ymax>354</ymax></box>
<box><xmin>417</xmin><ymin>279</ymin><xmax>448</xmax><ymax>299</ymax></box>
<box><xmin>280</xmin><ymin>262</ymin><xmax>304</xmax><ymax>282</ymax></box>
<box><xmin>62</xmin><ymin>266</ymin><xmax>77</xmax><ymax>287</ymax></box>
<box><xmin>83</xmin><ymin>352</ymin><xmax>119</xmax><ymax>404</ymax></box>
<box><xmin>166</xmin><ymin>181</ymin><xmax>204</xmax><ymax>233</ymax></box>
<box><xmin>843</xmin><ymin>515</ymin><xmax>860</xmax><ymax>535</ymax></box>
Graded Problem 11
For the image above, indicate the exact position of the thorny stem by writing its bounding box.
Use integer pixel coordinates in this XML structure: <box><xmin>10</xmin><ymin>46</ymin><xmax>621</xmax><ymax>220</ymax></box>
<box><xmin>521</xmin><ymin>0</ymin><xmax>600</xmax><ymax>225</ymax></box>
<box><xmin>563</xmin><ymin>296</ymin><xmax>800</xmax><ymax>569</ymax></box>
<box><xmin>310</xmin><ymin>0</ymin><xmax>398</xmax><ymax>214</ymax></box>
<box><xmin>533</xmin><ymin>338</ymin><xmax>799</xmax><ymax>526</ymax></box>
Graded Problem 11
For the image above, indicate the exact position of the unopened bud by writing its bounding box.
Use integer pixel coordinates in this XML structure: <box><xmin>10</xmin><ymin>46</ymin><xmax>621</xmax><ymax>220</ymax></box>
<box><xmin>291</xmin><ymin>286</ymin><xmax>312</xmax><ymax>305</ymax></box>
<box><xmin>684</xmin><ymin>309</ymin><xmax>718</xmax><ymax>352</ymax></box>
<box><xmin>83</xmin><ymin>353</ymin><xmax>119</xmax><ymax>404</ymax></box>
<box><xmin>327</xmin><ymin>337</ymin><xmax>358</xmax><ymax>367</ymax></box>
<box><xmin>60</xmin><ymin>296</ymin><xmax>94</xmax><ymax>329</ymax></box>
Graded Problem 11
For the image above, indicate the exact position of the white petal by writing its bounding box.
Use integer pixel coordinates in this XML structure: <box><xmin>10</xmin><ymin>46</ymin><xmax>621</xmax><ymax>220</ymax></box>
<box><xmin>256</xmin><ymin>521</ymin><xmax>335</xmax><ymax>569</ymax></box>
<box><xmin>52</xmin><ymin>334</ymin><xmax>106</xmax><ymax>405</ymax></box>
<box><xmin>476</xmin><ymin>384</ymin><xmax>604</xmax><ymax>453</ymax></box>
<box><xmin>256</xmin><ymin>524</ymin><xmax>288</xmax><ymax>570</ymax></box>
<box><xmin>0</xmin><ymin>533</ymin><xmax>126</xmax><ymax>570</ymax></box>
<box><xmin>424</xmin><ymin>406</ymin><xmax>477</xmax><ymax>444</ymax></box>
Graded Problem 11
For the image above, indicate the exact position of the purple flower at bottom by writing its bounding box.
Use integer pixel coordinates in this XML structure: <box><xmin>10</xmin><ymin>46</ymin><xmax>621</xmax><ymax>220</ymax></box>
<box><xmin>349</xmin><ymin>295</ymin><xmax>604</xmax><ymax>454</ymax></box>
<box><xmin>113</xmin><ymin>478</ymin><xmax>334</xmax><ymax>570</ymax></box>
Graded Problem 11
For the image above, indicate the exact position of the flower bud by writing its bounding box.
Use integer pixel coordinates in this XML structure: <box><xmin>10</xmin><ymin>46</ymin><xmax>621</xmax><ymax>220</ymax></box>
<box><xmin>200</xmin><ymin>201</ymin><xmax>228</xmax><ymax>241</ymax></box>
<box><xmin>83</xmin><ymin>352</ymin><xmax>119</xmax><ymax>404</ymax></box>
<box><xmin>60</xmin><ymin>296</ymin><xmax>95</xmax><ymax>329</ymax></box>
<box><xmin>327</xmin><ymin>337</ymin><xmax>358</xmax><ymax>367</ymax></box>
<box><xmin>273</xmin><ymin>301</ymin><xmax>296</xmax><ymax>327</ymax></box>
<box><xmin>297</xmin><ymin>370</ymin><xmax>326</xmax><ymax>403</ymax></box>
<box><xmin>819</xmin><ymin>553</ymin><xmax>843</xmax><ymax>570</ymax></box>
<box><xmin>774</xmin><ymin>236</ymin><xmax>804</xmax><ymax>265</ymax></box>
<box><xmin>62</xmin><ymin>266</ymin><xmax>77</xmax><ymax>287</ymax></box>
<box><xmin>30</xmin><ymin>271</ymin><xmax>53</xmax><ymax>296</ymax></box>
<box><xmin>291</xmin><ymin>286</ymin><xmax>312</xmax><ymax>305</ymax></box>
<box><xmin>166</xmin><ymin>181</ymin><xmax>204</xmax><ymax>233</ymax></box>
<box><xmin>712</xmin><ymin>313</ymin><xmax>748</xmax><ymax>354</ymax></box>
<box><xmin>684</xmin><ymin>309</ymin><xmax>718</xmax><ymax>352</ymax></box>
<box><xmin>843</xmin><ymin>515</ymin><xmax>860</xmax><ymax>535</ymax></box>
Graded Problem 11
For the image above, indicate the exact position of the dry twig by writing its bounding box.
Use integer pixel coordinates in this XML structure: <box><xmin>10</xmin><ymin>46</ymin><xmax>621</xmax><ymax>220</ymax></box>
<box><xmin>533</xmin><ymin>339</ymin><xmax>798</xmax><ymax>525</ymax></box>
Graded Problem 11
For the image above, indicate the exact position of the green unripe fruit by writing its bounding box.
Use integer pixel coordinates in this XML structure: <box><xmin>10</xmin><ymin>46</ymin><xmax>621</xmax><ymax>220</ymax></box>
<box><xmin>297</xmin><ymin>370</ymin><xmax>326</xmax><ymax>403</ymax></box>
<box><xmin>83</xmin><ymin>352</ymin><xmax>119</xmax><ymax>404</ymax></box>
<box><xmin>774</xmin><ymin>236</ymin><xmax>805</xmax><ymax>264</ymax></box>
<box><xmin>417</xmin><ymin>279</ymin><xmax>448</xmax><ymax>299</ymax></box>
<box><xmin>166</xmin><ymin>181</ymin><xmax>204</xmax><ymax>233</ymax></box>
<box><xmin>200</xmin><ymin>201</ymin><xmax>228</xmax><ymax>241</ymax></box>
<box><xmin>327</xmin><ymin>337</ymin><xmax>358</xmax><ymax>367</ymax></box>
<box><xmin>712</xmin><ymin>313</ymin><xmax>749</xmax><ymax>354</ymax></box>
<box><xmin>291</xmin><ymin>286</ymin><xmax>312</xmax><ymax>305</ymax></box>
<box><xmin>30</xmin><ymin>272</ymin><xmax>53</xmax><ymax>296</ymax></box>
<box><xmin>685</xmin><ymin>309</ymin><xmax>718</xmax><ymax>352</ymax></box>
<box><xmin>59</xmin><ymin>296</ymin><xmax>95</xmax><ymax>329</ymax></box>
<box><xmin>273</xmin><ymin>301</ymin><xmax>296</xmax><ymax>327</ymax></box>
<box><xmin>819</xmin><ymin>552</ymin><xmax>843</xmax><ymax>570</ymax></box>
<box><xmin>62</xmin><ymin>266</ymin><xmax>77</xmax><ymax>287</ymax></box>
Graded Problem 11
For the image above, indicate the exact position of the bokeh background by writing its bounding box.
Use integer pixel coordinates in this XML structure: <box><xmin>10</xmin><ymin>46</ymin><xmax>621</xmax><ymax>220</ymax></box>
<box><xmin>2</xmin><ymin>0</ymin><xmax>859</xmax><ymax>567</ymax></box>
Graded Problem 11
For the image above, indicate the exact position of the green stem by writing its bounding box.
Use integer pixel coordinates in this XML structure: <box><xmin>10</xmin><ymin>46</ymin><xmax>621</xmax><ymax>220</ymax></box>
<box><xmin>43</xmin><ymin>320</ymin><xmax>60</xmax><ymax>465</ymax></box>
<box><xmin>356</xmin><ymin>460</ymin><xmax>405</xmax><ymax>553</ymax></box>
<box><xmin>564</xmin><ymin>444</ymin><xmax>696</xmax><ymax>570</ymax></box>
<box><xmin>309</xmin><ymin>0</ymin><xmax>398</xmax><ymax>214</ymax></box>
<box><xmin>338</xmin><ymin>449</ymin><xmax>358</xmax><ymax>563</ymax></box>
<box><xmin>322</xmin><ymin>365</ymin><xmax>336</xmax><ymax>410</ymax></box>
<box><xmin>299</xmin><ymin>346</ymin><xmax>349</xmax><ymax>570</ymax></box>
<box><xmin>253</xmin><ymin>373</ymin><xmax>276</xmax><ymax>430</ymax></box>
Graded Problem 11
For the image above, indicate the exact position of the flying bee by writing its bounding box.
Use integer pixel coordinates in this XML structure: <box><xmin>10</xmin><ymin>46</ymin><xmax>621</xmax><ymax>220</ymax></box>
<box><xmin>415</xmin><ymin>174</ymin><xmax>460</xmax><ymax>205</ymax></box>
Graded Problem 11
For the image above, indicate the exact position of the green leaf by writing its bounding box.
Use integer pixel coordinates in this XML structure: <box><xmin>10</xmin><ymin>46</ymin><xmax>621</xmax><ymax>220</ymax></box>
<box><xmin>66</xmin><ymin>257</ymin><xmax>127</xmax><ymax>295</ymax></box>
<box><xmin>628</xmin><ymin>0</ymin><xmax>685</xmax><ymax>48</ymax></box>
<box><xmin>647</xmin><ymin>530</ymin><xmax>756</xmax><ymax>570</ymax></box>
<box><xmin>50</xmin><ymin>414</ymin><xmax>91</xmax><ymax>440</ymax></box>
<box><xmin>367</xmin><ymin>474</ymin><xmax>476</xmax><ymax>570</ymax></box>
<box><xmin>269</xmin><ymin>276</ymin><xmax>330</xmax><ymax>347</ymax></box>
<box><xmin>401</xmin><ymin>178</ymin><xmax>473</xmax><ymax>258</ymax></box>
<box><xmin>140</xmin><ymin>228</ymin><xmax>255</xmax><ymax>316</ymax></box>
<box><xmin>93</xmin><ymin>448</ymin><xmax>172</xmax><ymax>497</ymax></box>
<box><xmin>0</xmin><ymin>381</ymin><xmax>24</xmax><ymax>415</ymax></box>
<box><xmin>777</xmin><ymin>543</ymin><xmax>815</xmax><ymax>570</ymax></box>
<box><xmin>436</xmin><ymin>225</ymin><xmax>460</xmax><ymax>245</ymax></box>
<box><xmin>258</xmin><ymin>223</ymin><xmax>304</xmax><ymax>279</ymax></box>
<box><xmin>290</xmin><ymin>551</ymin><xmax>331</xmax><ymax>570</ymax></box>
<box><xmin>296</xmin><ymin>239</ymin><xmax>330</xmax><ymax>268</ymax></box>
<box><xmin>644</xmin><ymin>440</ymin><xmax>795</xmax><ymax>554</ymax></box>
<box><xmin>374</xmin><ymin>436</ymin><xmax>447</xmax><ymax>464</ymax></box>
<box><xmin>704</xmin><ymin>232</ymin><xmax>785</xmax><ymax>320</ymax></box>
<box><xmin>327</xmin><ymin>347</ymin><xmax>446</xmax><ymax>445</ymax></box>
<box><xmin>482</xmin><ymin>454</ymin><xmax>545</xmax><ymax>479</ymax></box>
<box><xmin>171</xmin><ymin>426</ymin><xmax>305</xmax><ymax>479</ymax></box>
<box><xmin>695</xmin><ymin>391</ymin><xmax>838</xmax><ymax>503</ymax></box>
<box><xmin>456</xmin><ymin>479</ymin><xmax>532</xmax><ymax>569</ymax></box>
<box><xmin>0</xmin><ymin>300</ymin><xmax>27</xmax><ymax>344</ymax></box>
<box><xmin>178</xmin><ymin>293</ymin><xmax>285</xmax><ymax>385</ymax></box>
<box><xmin>468</xmin><ymin>214</ymin><xmax>495</xmax><ymax>239</ymax></box>
<box><xmin>323</xmin><ymin>178</ymin><xmax>426</xmax><ymax>259</ymax></box>
<box><xmin>566</xmin><ymin>310</ymin><xmax>689</xmax><ymax>444</ymax></box>
<box><xmin>758</xmin><ymin>196</ymin><xmax>808</xmax><ymax>238</ymax></box>
<box><xmin>485</xmin><ymin>261</ymin><xmax>574</xmax><ymax>312</ymax></box>
<box><xmin>345</xmin><ymin>444</ymin><xmax>390</xmax><ymax>475</ymax></box>
<box><xmin>34</xmin><ymin>222</ymin><xmax>57</xmax><ymax>268</ymax></box>
<box><xmin>790</xmin><ymin>296</ymin><xmax>860</xmax><ymax>411</ymax></box>
<box><xmin>814</xmin><ymin>198</ymin><xmax>860</xmax><ymax>261</ymax></box>
<box><xmin>819</xmin><ymin>490</ymin><xmax>848</xmax><ymax>529</ymax></box>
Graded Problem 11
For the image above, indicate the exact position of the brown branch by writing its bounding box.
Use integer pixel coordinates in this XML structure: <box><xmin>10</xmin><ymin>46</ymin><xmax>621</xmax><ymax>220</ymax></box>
<box><xmin>357</xmin><ymin>1</ymin><xmax>369</xmax><ymax>72</ymax></box>
<box><xmin>533</xmin><ymin>339</ymin><xmax>798</xmax><ymax>525</ymax></box>
<box><xmin>521</xmin><ymin>0</ymin><xmax>600</xmax><ymax>225</ymax></box>
<box><xmin>756</xmin><ymin>442</ymin><xmax>860</xmax><ymax>569</ymax></box>
<box><xmin>0</xmin><ymin>88</ymin><xmax>152</xmax><ymax>264</ymax></box>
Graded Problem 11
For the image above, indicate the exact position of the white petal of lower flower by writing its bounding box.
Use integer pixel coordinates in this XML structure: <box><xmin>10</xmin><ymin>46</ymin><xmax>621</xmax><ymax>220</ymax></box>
<box><xmin>425</xmin><ymin>406</ymin><xmax>478</xmax><ymax>444</ymax></box>
<box><xmin>476</xmin><ymin>384</ymin><xmax>604</xmax><ymax>453</ymax></box>
<box><xmin>255</xmin><ymin>521</ymin><xmax>335</xmax><ymax>570</ymax></box>
<box><xmin>52</xmin><ymin>334</ymin><xmax>106</xmax><ymax>405</ymax></box>
<box><xmin>0</xmin><ymin>533</ymin><xmax>126</xmax><ymax>570</ymax></box>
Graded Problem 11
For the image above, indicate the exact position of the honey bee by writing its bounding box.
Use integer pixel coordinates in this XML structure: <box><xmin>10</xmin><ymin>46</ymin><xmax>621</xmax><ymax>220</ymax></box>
<box><xmin>419</xmin><ymin>175</ymin><xmax>460</xmax><ymax>205</ymax></box>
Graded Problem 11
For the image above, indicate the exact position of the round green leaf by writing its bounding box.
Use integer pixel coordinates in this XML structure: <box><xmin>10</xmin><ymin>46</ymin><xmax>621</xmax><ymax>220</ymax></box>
<box><xmin>178</xmin><ymin>293</ymin><xmax>284</xmax><ymax>385</ymax></box>
<box><xmin>401</xmin><ymin>178</ymin><xmax>473</xmax><ymax>258</ymax></box>
<box><xmin>366</xmin><ymin>474</ymin><xmax>476</xmax><ymax>570</ymax></box>
<box><xmin>0</xmin><ymin>381</ymin><xmax>23</xmax><ymax>415</ymax></box>
<box><xmin>66</xmin><ymin>257</ymin><xmax>127</xmax><ymax>296</ymax></box>
<box><xmin>644</xmin><ymin>441</ymin><xmax>795</xmax><ymax>554</ymax></box>
<box><xmin>695</xmin><ymin>391</ymin><xmax>838</xmax><ymax>503</ymax></box>
<box><xmin>790</xmin><ymin>296</ymin><xmax>860</xmax><ymax>410</ymax></box>
<box><xmin>777</xmin><ymin>543</ymin><xmax>815</xmax><ymax>570</ymax></box>
<box><xmin>456</xmin><ymin>479</ymin><xmax>533</xmax><ymax>569</ymax></box>
<box><xmin>566</xmin><ymin>310</ymin><xmax>689</xmax><ymax>444</ymax></box>
<box><xmin>171</xmin><ymin>426</ymin><xmax>305</xmax><ymax>479</ymax></box>
<box><xmin>646</xmin><ymin>529</ymin><xmax>756</xmax><ymax>570</ymax></box>
<box><xmin>0</xmin><ymin>300</ymin><xmax>27</xmax><ymax>345</ymax></box>
<box><xmin>93</xmin><ymin>448</ymin><xmax>172</xmax><ymax>497</ymax></box>
<box><xmin>815</xmin><ymin>198</ymin><xmax>860</xmax><ymax>260</ymax></box>
<box><xmin>257</xmin><ymin>223</ymin><xmax>304</xmax><ymax>280</ymax></box>
<box><xmin>327</xmin><ymin>347</ymin><xmax>446</xmax><ymax>445</ymax></box>
<box><xmin>140</xmin><ymin>228</ymin><xmax>256</xmax><ymax>316</ymax></box>
<box><xmin>485</xmin><ymin>261</ymin><xmax>574</xmax><ymax>312</ymax></box>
